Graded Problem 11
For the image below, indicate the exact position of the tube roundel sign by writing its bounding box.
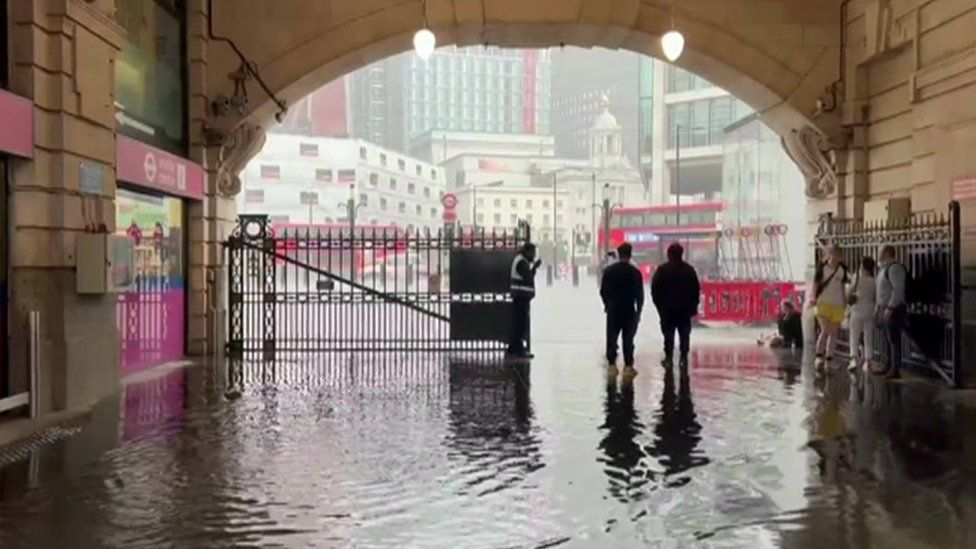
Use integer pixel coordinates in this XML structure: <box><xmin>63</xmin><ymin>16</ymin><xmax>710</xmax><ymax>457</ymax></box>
<box><xmin>441</xmin><ymin>193</ymin><xmax>459</xmax><ymax>210</ymax></box>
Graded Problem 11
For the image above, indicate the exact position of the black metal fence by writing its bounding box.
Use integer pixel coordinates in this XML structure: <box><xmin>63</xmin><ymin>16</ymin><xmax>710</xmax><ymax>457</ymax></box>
<box><xmin>815</xmin><ymin>202</ymin><xmax>962</xmax><ymax>386</ymax></box>
<box><xmin>225</xmin><ymin>215</ymin><xmax>530</xmax><ymax>358</ymax></box>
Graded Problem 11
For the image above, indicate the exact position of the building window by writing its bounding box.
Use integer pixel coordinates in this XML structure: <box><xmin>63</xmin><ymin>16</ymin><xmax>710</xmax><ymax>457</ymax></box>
<box><xmin>494</xmin><ymin>213</ymin><xmax>501</xmax><ymax>224</ymax></box>
<box><xmin>369</xmin><ymin>173</ymin><xmax>379</xmax><ymax>186</ymax></box>
<box><xmin>300</xmin><ymin>143</ymin><xmax>319</xmax><ymax>157</ymax></box>
<box><xmin>398</xmin><ymin>158</ymin><xmax>406</xmax><ymax>171</ymax></box>
<box><xmin>390</xmin><ymin>178</ymin><xmax>397</xmax><ymax>190</ymax></box>
<box><xmin>526</xmin><ymin>199</ymin><xmax>533</xmax><ymax>208</ymax></box>
<box><xmin>380</xmin><ymin>153</ymin><xmax>388</xmax><ymax>166</ymax></box>
<box><xmin>359</xmin><ymin>146</ymin><xmax>367</xmax><ymax>159</ymax></box>
<box><xmin>423</xmin><ymin>187</ymin><xmax>431</xmax><ymax>198</ymax></box>
<box><xmin>338</xmin><ymin>169</ymin><xmax>356</xmax><ymax>184</ymax></box>
<box><xmin>477</xmin><ymin>214</ymin><xmax>484</xmax><ymax>223</ymax></box>
<box><xmin>245</xmin><ymin>189</ymin><xmax>264</xmax><ymax>204</ymax></box>
<box><xmin>114</xmin><ymin>0</ymin><xmax>186</xmax><ymax>154</ymax></box>
<box><xmin>557</xmin><ymin>200</ymin><xmax>564</xmax><ymax>208</ymax></box>
<box><xmin>415</xmin><ymin>164</ymin><xmax>422</xmax><ymax>176</ymax></box>
<box><xmin>408</xmin><ymin>182</ymin><xmax>416</xmax><ymax>194</ymax></box>
<box><xmin>315</xmin><ymin>169</ymin><xmax>332</xmax><ymax>183</ymax></box>
<box><xmin>477</xmin><ymin>198</ymin><xmax>484</xmax><ymax>207</ymax></box>
<box><xmin>510</xmin><ymin>214</ymin><xmax>517</xmax><ymax>224</ymax></box>
<box><xmin>380</xmin><ymin>198</ymin><xmax>388</xmax><ymax>210</ymax></box>
<box><xmin>542</xmin><ymin>200</ymin><xmax>550</xmax><ymax>208</ymax></box>
<box><xmin>431</xmin><ymin>169</ymin><xmax>437</xmax><ymax>180</ymax></box>
<box><xmin>527</xmin><ymin>214</ymin><xmax>534</xmax><ymax>223</ymax></box>
<box><xmin>494</xmin><ymin>198</ymin><xmax>501</xmax><ymax>207</ymax></box>
<box><xmin>416</xmin><ymin>204</ymin><xmax>422</xmax><ymax>215</ymax></box>
<box><xmin>260</xmin><ymin>165</ymin><xmax>280</xmax><ymax>179</ymax></box>
<box><xmin>359</xmin><ymin>193</ymin><xmax>368</xmax><ymax>206</ymax></box>
<box><xmin>542</xmin><ymin>215</ymin><xmax>550</xmax><ymax>225</ymax></box>
<box><xmin>510</xmin><ymin>199</ymin><xmax>517</xmax><ymax>207</ymax></box>
<box><xmin>430</xmin><ymin>208</ymin><xmax>437</xmax><ymax>218</ymax></box>
<box><xmin>398</xmin><ymin>201</ymin><xmax>406</xmax><ymax>213</ymax></box>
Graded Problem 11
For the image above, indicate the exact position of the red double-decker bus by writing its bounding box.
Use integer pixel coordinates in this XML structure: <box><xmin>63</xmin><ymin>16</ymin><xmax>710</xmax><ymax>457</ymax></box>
<box><xmin>598</xmin><ymin>202</ymin><xmax>723</xmax><ymax>280</ymax></box>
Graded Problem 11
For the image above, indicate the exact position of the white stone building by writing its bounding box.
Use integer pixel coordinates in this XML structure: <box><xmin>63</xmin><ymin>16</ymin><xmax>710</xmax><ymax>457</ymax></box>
<box><xmin>240</xmin><ymin>134</ymin><xmax>446</xmax><ymax>231</ymax></box>
<box><xmin>440</xmin><ymin>100</ymin><xmax>645</xmax><ymax>260</ymax></box>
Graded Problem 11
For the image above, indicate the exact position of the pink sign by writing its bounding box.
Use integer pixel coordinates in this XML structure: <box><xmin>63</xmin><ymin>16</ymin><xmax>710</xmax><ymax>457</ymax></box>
<box><xmin>116</xmin><ymin>135</ymin><xmax>205</xmax><ymax>200</ymax></box>
<box><xmin>952</xmin><ymin>177</ymin><xmax>976</xmax><ymax>202</ymax></box>
<box><xmin>0</xmin><ymin>89</ymin><xmax>33</xmax><ymax>158</ymax></box>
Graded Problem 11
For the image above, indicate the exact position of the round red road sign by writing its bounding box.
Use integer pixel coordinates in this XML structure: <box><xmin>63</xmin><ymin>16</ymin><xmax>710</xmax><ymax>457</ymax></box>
<box><xmin>442</xmin><ymin>209</ymin><xmax>458</xmax><ymax>222</ymax></box>
<box><xmin>441</xmin><ymin>193</ymin><xmax>458</xmax><ymax>209</ymax></box>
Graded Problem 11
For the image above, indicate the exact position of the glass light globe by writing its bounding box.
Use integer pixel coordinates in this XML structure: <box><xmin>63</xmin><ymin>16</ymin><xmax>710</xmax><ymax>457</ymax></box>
<box><xmin>661</xmin><ymin>30</ymin><xmax>685</xmax><ymax>62</ymax></box>
<box><xmin>413</xmin><ymin>28</ymin><xmax>436</xmax><ymax>60</ymax></box>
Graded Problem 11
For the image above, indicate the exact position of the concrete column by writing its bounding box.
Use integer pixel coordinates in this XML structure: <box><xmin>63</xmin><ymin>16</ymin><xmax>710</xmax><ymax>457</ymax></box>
<box><xmin>7</xmin><ymin>0</ymin><xmax>124</xmax><ymax>413</ymax></box>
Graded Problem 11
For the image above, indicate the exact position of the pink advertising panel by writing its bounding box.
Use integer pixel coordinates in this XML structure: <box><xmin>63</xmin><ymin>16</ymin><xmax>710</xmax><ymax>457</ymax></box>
<box><xmin>0</xmin><ymin>89</ymin><xmax>33</xmax><ymax>158</ymax></box>
<box><xmin>116</xmin><ymin>135</ymin><xmax>205</xmax><ymax>200</ymax></box>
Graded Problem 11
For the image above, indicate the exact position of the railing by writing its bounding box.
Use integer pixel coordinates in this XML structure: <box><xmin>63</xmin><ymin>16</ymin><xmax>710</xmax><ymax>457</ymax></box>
<box><xmin>815</xmin><ymin>202</ymin><xmax>962</xmax><ymax>387</ymax></box>
<box><xmin>226</xmin><ymin>215</ymin><xmax>530</xmax><ymax>358</ymax></box>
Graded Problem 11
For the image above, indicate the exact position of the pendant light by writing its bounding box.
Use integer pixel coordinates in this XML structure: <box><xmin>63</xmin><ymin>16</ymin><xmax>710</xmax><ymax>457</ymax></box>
<box><xmin>414</xmin><ymin>0</ymin><xmax>436</xmax><ymax>60</ymax></box>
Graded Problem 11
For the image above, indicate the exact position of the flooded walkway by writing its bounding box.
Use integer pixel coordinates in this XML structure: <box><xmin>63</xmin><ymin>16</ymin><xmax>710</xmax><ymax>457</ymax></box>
<box><xmin>0</xmin><ymin>285</ymin><xmax>975</xmax><ymax>548</ymax></box>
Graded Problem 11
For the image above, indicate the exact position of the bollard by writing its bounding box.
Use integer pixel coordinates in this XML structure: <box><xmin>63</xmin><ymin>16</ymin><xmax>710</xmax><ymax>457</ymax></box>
<box><xmin>546</xmin><ymin>264</ymin><xmax>554</xmax><ymax>286</ymax></box>
<box><xmin>572</xmin><ymin>265</ymin><xmax>580</xmax><ymax>286</ymax></box>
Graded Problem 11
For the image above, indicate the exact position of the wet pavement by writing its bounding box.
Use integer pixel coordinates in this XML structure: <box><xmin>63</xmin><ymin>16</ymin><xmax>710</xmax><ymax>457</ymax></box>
<box><xmin>1</xmin><ymin>284</ymin><xmax>976</xmax><ymax>548</ymax></box>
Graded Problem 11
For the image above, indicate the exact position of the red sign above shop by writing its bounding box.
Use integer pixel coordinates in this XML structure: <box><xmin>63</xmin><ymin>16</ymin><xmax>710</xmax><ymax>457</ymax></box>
<box><xmin>0</xmin><ymin>89</ymin><xmax>33</xmax><ymax>158</ymax></box>
<box><xmin>116</xmin><ymin>135</ymin><xmax>205</xmax><ymax>200</ymax></box>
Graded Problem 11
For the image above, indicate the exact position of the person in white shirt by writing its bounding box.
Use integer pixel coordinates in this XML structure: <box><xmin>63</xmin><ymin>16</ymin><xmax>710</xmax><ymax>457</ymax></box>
<box><xmin>846</xmin><ymin>256</ymin><xmax>877</xmax><ymax>372</ymax></box>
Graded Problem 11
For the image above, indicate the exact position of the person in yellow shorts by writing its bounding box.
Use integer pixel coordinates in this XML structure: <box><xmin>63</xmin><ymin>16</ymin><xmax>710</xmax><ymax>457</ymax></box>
<box><xmin>809</xmin><ymin>245</ymin><xmax>850</xmax><ymax>368</ymax></box>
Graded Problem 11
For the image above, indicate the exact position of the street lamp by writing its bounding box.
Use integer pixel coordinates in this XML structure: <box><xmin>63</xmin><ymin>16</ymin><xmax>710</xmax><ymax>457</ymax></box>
<box><xmin>593</xmin><ymin>183</ymin><xmax>624</xmax><ymax>260</ymax></box>
<box><xmin>471</xmin><ymin>180</ymin><xmax>504</xmax><ymax>230</ymax></box>
<box><xmin>338</xmin><ymin>184</ymin><xmax>368</xmax><ymax>281</ymax></box>
<box><xmin>673</xmin><ymin>124</ymin><xmax>705</xmax><ymax>227</ymax></box>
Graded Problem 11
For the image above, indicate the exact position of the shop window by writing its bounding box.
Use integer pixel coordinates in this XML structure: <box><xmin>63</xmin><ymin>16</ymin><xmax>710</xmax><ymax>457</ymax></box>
<box><xmin>114</xmin><ymin>0</ymin><xmax>187</xmax><ymax>154</ymax></box>
<box><xmin>115</xmin><ymin>187</ymin><xmax>185</xmax><ymax>374</ymax></box>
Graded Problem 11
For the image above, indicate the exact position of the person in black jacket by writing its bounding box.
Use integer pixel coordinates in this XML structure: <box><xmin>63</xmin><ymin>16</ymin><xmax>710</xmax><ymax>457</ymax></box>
<box><xmin>651</xmin><ymin>243</ymin><xmax>701</xmax><ymax>367</ymax></box>
<box><xmin>600</xmin><ymin>243</ymin><xmax>645</xmax><ymax>370</ymax></box>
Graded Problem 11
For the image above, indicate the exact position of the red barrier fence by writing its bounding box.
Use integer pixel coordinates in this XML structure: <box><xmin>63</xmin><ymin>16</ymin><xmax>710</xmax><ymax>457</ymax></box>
<box><xmin>699</xmin><ymin>281</ymin><xmax>805</xmax><ymax>324</ymax></box>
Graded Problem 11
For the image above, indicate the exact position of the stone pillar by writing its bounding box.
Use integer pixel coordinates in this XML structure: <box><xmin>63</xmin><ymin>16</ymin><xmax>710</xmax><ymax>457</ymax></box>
<box><xmin>185</xmin><ymin>0</ymin><xmax>266</xmax><ymax>358</ymax></box>
<box><xmin>7</xmin><ymin>0</ymin><xmax>124</xmax><ymax>413</ymax></box>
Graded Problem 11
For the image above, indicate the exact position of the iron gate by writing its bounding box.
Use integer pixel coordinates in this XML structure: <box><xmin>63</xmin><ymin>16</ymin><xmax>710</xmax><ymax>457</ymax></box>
<box><xmin>225</xmin><ymin>215</ymin><xmax>530</xmax><ymax>358</ymax></box>
<box><xmin>815</xmin><ymin>202</ymin><xmax>962</xmax><ymax>387</ymax></box>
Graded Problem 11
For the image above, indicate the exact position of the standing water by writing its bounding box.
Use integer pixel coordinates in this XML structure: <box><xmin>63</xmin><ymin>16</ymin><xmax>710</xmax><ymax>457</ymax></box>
<box><xmin>0</xmin><ymin>285</ymin><xmax>974</xmax><ymax>548</ymax></box>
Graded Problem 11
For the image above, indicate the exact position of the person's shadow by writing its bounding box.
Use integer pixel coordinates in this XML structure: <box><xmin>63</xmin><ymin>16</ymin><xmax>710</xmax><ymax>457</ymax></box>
<box><xmin>646</xmin><ymin>365</ymin><xmax>708</xmax><ymax>483</ymax></box>
<box><xmin>597</xmin><ymin>377</ymin><xmax>652</xmax><ymax>502</ymax></box>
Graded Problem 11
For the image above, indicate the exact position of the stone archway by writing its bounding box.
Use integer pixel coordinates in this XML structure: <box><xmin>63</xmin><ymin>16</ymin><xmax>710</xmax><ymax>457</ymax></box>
<box><xmin>199</xmin><ymin>0</ymin><xmax>845</xmax><ymax>196</ymax></box>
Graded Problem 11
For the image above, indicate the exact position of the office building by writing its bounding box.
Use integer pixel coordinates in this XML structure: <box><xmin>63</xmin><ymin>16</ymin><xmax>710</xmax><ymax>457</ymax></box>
<box><xmin>240</xmin><ymin>134</ymin><xmax>446</xmax><ymax>231</ymax></box>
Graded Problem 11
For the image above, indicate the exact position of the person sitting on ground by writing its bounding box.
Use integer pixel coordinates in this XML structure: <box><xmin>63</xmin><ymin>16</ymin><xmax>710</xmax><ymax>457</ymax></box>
<box><xmin>759</xmin><ymin>300</ymin><xmax>803</xmax><ymax>349</ymax></box>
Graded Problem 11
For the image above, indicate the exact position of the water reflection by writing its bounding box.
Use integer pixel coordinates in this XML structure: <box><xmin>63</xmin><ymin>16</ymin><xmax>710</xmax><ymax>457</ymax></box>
<box><xmin>598</xmin><ymin>376</ymin><xmax>650</xmax><ymax>502</ymax></box>
<box><xmin>648</xmin><ymin>366</ymin><xmax>708</xmax><ymax>483</ymax></box>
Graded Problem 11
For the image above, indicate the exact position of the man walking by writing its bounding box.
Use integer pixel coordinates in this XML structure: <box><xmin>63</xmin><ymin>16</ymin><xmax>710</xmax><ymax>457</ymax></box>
<box><xmin>507</xmin><ymin>243</ymin><xmax>541</xmax><ymax>358</ymax></box>
<box><xmin>600</xmin><ymin>243</ymin><xmax>645</xmax><ymax>372</ymax></box>
<box><xmin>651</xmin><ymin>243</ymin><xmax>701</xmax><ymax>367</ymax></box>
<box><xmin>876</xmin><ymin>245</ymin><xmax>907</xmax><ymax>379</ymax></box>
